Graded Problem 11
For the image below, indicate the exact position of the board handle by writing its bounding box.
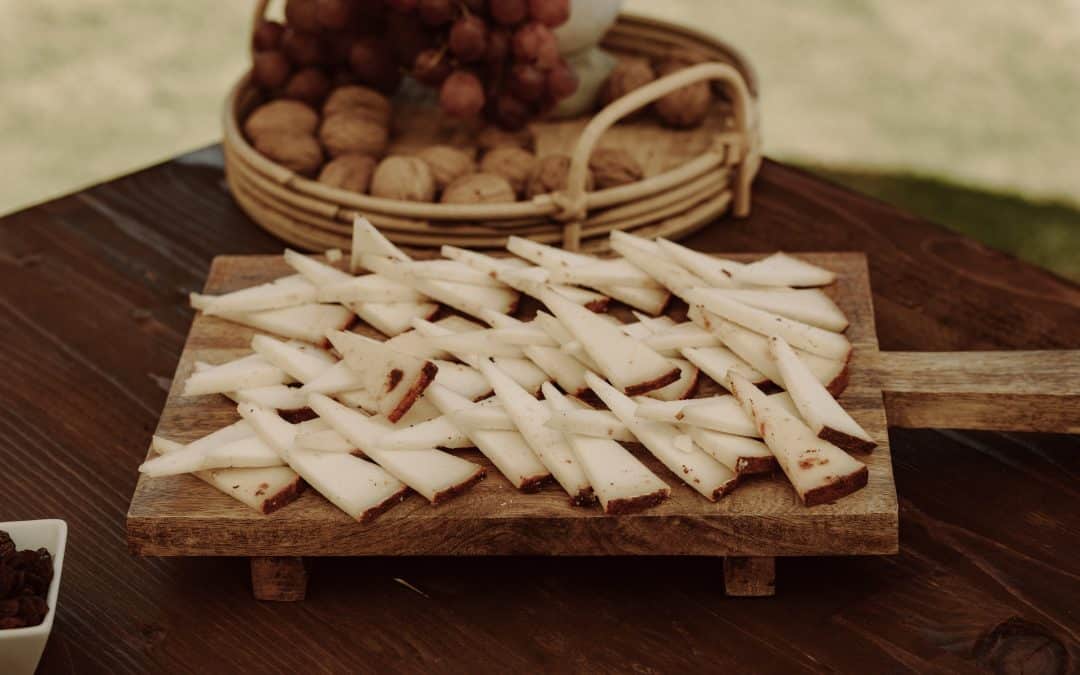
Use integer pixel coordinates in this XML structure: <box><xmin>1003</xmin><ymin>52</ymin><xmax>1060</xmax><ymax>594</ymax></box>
<box><xmin>873</xmin><ymin>351</ymin><xmax>1080</xmax><ymax>433</ymax></box>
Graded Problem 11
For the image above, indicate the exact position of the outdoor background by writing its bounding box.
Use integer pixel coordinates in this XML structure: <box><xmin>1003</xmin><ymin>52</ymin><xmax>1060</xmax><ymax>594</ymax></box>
<box><xmin>3</xmin><ymin>0</ymin><xmax>1079</xmax><ymax>279</ymax></box>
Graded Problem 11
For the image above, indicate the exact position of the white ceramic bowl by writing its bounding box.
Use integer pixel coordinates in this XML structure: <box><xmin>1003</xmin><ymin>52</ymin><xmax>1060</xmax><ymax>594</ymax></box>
<box><xmin>0</xmin><ymin>520</ymin><xmax>67</xmax><ymax>675</ymax></box>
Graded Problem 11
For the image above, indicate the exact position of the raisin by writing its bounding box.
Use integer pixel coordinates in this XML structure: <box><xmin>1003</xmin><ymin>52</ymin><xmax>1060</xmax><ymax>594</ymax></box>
<box><xmin>0</xmin><ymin>598</ymin><xmax>17</xmax><ymax>617</ymax></box>
<box><xmin>0</xmin><ymin>617</ymin><xmax>26</xmax><ymax>629</ymax></box>
<box><xmin>0</xmin><ymin>531</ymin><xmax>13</xmax><ymax>557</ymax></box>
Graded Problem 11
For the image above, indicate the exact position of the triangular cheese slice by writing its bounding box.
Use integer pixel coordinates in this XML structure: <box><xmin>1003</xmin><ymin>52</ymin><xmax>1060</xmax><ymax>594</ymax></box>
<box><xmin>727</xmin><ymin>373</ymin><xmax>867</xmax><ymax>506</ymax></box>
<box><xmin>586</xmin><ymin>373</ymin><xmax>738</xmax><ymax>501</ymax></box>
<box><xmin>478</xmin><ymin>360</ymin><xmax>593</xmax><ymax>504</ymax></box>
<box><xmin>240</xmin><ymin>403</ymin><xmax>410</xmax><ymax>521</ymax></box>
<box><xmin>347</xmin><ymin>301</ymin><xmax>440</xmax><ymax>338</ymax></box>
<box><xmin>543</xmin><ymin>384</ymin><xmax>669</xmax><ymax>514</ymax></box>
<box><xmin>306</xmin><ymin>394</ymin><xmax>484</xmax><ymax>503</ymax></box>
<box><xmin>655</xmin><ymin>238</ymin><xmax>742</xmax><ymax>288</ymax></box>
<box><xmin>184</xmin><ymin>354</ymin><xmax>290</xmax><ymax>396</ymax></box>
<box><xmin>251</xmin><ymin>335</ymin><xmax>336</xmax><ymax>382</ymax></box>
<box><xmin>212</xmin><ymin>303</ymin><xmax>355</xmax><ymax>346</ymax></box>
<box><xmin>694</xmin><ymin>287</ymin><xmax>848</xmax><ymax>333</ymax></box>
<box><xmin>608</xmin><ymin>231</ymin><xmax>707</xmax><ymax>297</ymax></box>
<box><xmin>732</xmin><ymin>252</ymin><xmax>836</xmax><ymax>288</ymax></box>
<box><xmin>196</xmin><ymin>274</ymin><xmax>318</xmax><ymax>315</ymax></box>
<box><xmin>363</xmin><ymin>254</ymin><xmax>520</xmax><ymax>318</ymax></box>
<box><xmin>683</xmin><ymin>427</ymin><xmax>776</xmax><ymax>475</ymax></box>
<box><xmin>543</xmin><ymin>407</ymin><xmax>636</xmax><ymax>442</ymax></box>
<box><xmin>426</xmin><ymin>384</ymin><xmax>550</xmax><ymax>491</ymax></box>
<box><xmin>769</xmin><ymin>336</ymin><xmax>875</xmax><ymax>453</ymax></box>
<box><xmin>149</xmin><ymin>437</ymin><xmax>303</xmax><ymax>514</ymax></box>
<box><xmin>644</xmin><ymin>357</ymin><xmax>699</xmax><ymax>401</ymax></box>
<box><xmin>142</xmin><ymin>421</ymin><xmax>256</xmax><ymax>476</ymax></box>
<box><xmin>351</xmin><ymin>216</ymin><xmax>410</xmax><ymax>272</ymax></box>
<box><xmin>327</xmin><ymin>331</ymin><xmax>437</xmax><ymax>422</ymax></box>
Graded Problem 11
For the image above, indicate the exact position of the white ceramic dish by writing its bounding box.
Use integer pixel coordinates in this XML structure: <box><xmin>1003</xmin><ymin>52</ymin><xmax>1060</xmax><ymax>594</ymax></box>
<box><xmin>0</xmin><ymin>520</ymin><xmax>67</xmax><ymax>675</ymax></box>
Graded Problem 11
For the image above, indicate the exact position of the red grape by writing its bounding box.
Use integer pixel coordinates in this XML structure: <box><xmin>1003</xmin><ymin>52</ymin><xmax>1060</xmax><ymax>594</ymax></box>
<box><xmin>509</xmin><ymin>63</ymin><xmax>545</xmax><ymax>102</ymax></box>
<box><xmin>440</xmin><ymin>70</ymin><xmax>486</xmax><ymax>118</ymax></box>
<box><xmin>283</xmin><ymin>67</ymin><xmax>332</xmax><ymax>105</ymax></box>
<box><xmin>253</xmin><ymin>50</ymin><xmax>292</xmax><ymax>89</ymax></box>
<box><xmin>485</xmin><ymin>28</ymin><xmax>511</xmax><ymax>65</ymax></box>
<box><xmin>513</xmin><ymin>22</ymin><xmax>559</xmax><ymax>68</ymax></box>
<box><xmin>349</xmin><ymin>37</ymin><xmax>402</xmax><ymax>92</ymax></box>
<box><xmin>449</xmin><ymin>15</ymin><xmax>488</xmax><ymax>63</ymax></box>
<box><xmin>413</xmin><ymin>48</ymin><xmax>452</xmax><ymax>85</ymax></box>
<box><xmin>386</xmin><ymin>0</ymin><xmax>418</xmax><ymax>10</ymax></box>
<box><xmin>546</xmin><ymin>59</ymin><xmax>578</xmax><ymax>100</ymax></box>
<box><xmin>387</xmin><ymin>10</ymin><xmax>434</xmax><ymax>66</ymax></box>
<box><xmin>316</xmin><ymin>0</ymin><xmax>352</xmax><ymax>30</ymax></box>
<box><xmin>285</xmin><ymin>0</ymin><xmax>322</xmax><ymax>33</ymax></box>
<box><xmin>418</xmin><ymin>0</ymin><xmax>457</xmax><ymax>26</ymax></box>
<box><xmin>462</xmin><ymin>0</ymin><xmax>487</xmax><ymax>13</ymax></box>
<box><xmin>282</xmin><ymin>29</ymin><xmax>326</xmax><ymax>66</ymax></box>
<box><xmin>490</xmin><ymin>0</ymin><xmax>528</xmax><ymax>25</ymax></box>
<box><xmin>492</xmin><ymin>93</ymin><xmax>531</xmax><ymax>130</ymax></box>
<box><xmin>528</xmin><ymin>0</ymin><xmax>569</xmax><ymax>27</ymax></box>
<box><xmin>252</xmin><ymin>20</ymin><xmax>285</xmax><ymax>51</ymax></box>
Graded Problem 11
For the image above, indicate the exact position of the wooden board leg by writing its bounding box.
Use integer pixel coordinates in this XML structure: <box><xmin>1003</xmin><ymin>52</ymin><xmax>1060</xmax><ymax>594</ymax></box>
<box><xmin>251</xmin><ymin>556</ymin><xmax>308</xmax><ymax>602</ymax></box>
<box><xmin>723</xmin><ymin>556</ymin><xmax>775</xmax><ymax>597</ymax></box>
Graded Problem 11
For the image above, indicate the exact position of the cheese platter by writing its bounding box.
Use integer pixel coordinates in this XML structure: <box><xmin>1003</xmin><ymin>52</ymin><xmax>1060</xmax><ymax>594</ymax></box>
<box><xmin>126</xmin><ymin>219</ymin><xmax>1079</xmax><ymax>601</ymax></box>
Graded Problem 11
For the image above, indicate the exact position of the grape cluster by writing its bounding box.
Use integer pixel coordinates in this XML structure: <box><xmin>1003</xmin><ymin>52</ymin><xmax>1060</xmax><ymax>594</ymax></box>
<box><xmin>250</xmin><ymin>0</ymin><xmax>574</xmax><ymax>130</ymax></box>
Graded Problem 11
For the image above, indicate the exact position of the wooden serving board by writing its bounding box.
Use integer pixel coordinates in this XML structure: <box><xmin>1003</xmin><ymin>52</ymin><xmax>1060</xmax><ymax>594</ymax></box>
<box><xmin>126</xmin><ymin>253</ymin><xmax>1079</xmax><ymax>600</ymax></box>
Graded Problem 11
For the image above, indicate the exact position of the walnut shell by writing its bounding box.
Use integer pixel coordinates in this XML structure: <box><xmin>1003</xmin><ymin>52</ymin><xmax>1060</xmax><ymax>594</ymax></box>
<box><xmin>441</xmin><ymin>173</ymin><xmax>516</xmax><ymax>204</ymax></box>
<box><xmin>525</xmin><ymin>154</ymin><xmax>594</xmax><ymax>198</ymax></box>
<box><xmin>480</xmin><ymin>147</ymin><xmax>536</xmax><ymax>196</ymax></box>
<box><xmin>370</xmin><ymin>156</ymin><xmax>436</xmax><ymax>202</ymax></box>
<box><xmin>283</xmin><ymin>67</ymin><xmax>331</xmax><ymax>106</ymax></box>
<box><xmin>476</xmin><ymin>125</ymin><xmax>535</xmax><ymax>153</ymax></box>
<box><xmin>599</xmin><ymin>57</ymin><xmax>656</xmax><ymax>107</ymax></box>
<box><xmin>322</xmin><ymin>85</ymin><xmax>392</xmax><ymax>127</ymax></box>
<box><xmin>654</xmin><ymin>59</ymin><xmax>713</xmax><ymax>129</ymax></box>
<box><xmin>244</xmin><ymin>100</ymin><xmax>319</xmax><ymax>141</ymax></box>
<box><xmin>254</xmin><ymin>133</ymin><xmax>323</xmax><ymax>176</ymax></box>
<box><xmin>318</xmin><ymin>154</ymin><xmax>376</xmax><ymax>193</ymax></box>
<box><xmin>417</xmin><ymin>145</ymin><xmax>476</xmax><ymax>191</ymax></box>
<box><xmin>588</xmin><ymin>148</ymin><xmax>644</xmax><ymax>189</ymax></box>
<box><xmin>319</xmin><ymin>113</ymin><xmax>389</xmax><ymax>158</ymax></box>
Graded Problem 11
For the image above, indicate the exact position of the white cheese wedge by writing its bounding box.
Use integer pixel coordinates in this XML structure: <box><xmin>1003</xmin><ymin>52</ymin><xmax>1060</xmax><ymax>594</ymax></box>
<box><xmin>306</xmin><ymin>394</ymin><xmax>485</xmax><ymax>503</ymax></box>
<box><xmin>586</xmin><ymin>372</ymin><xmax>738</xmax><ymax>501</ymax></box>
<box><xmin>362</xmin><ymin>254</ymin><xmax>520</xmax><ymax>318</ymax></box>
<box><xmin>240</xmin><ymin>403</ymin><xmax>410</xmax><ymax>520</ymax></box>
<box><xmin>424</xmin><ymin>331</ymin><xmax>526</xmax><ymax>358</ymax></box>
<box><xmin>375</xmin><ymin>412</ymin><xmax>472</xmax><ymax>451</ymax></box>
<box><xmin>250</xmin><ymin>335</ymin><xmax>336</xmax><ymax>382</ymax></box>
<box><xmin>142</xmin><ymin>420</ymin><xmax>260</xmax><ymax>476</ymax></box>
<box><xmin>635</xmin><ymin>396</ymin><xmax>758</xmax><ymax>437</ymax></box>
<box><xmin>681</xmin><ymin>345</ymin><xmax>770</xmax><ymax>387</ymax></box>
<box><xmin>346</xmin><ymin>301</ymin><xmax>440</xmax><ymax>338</ymax></box>
<box><xmin>351</xmin><ymin>216</ymin><xmax>410</xmax><ymax>272</ymax></box>
<box><xmin>654</xmin><ymin>238</ymin><xmax>743</xmax><ymax>288</ymax></box>
<box><xmin>504</xmin><ymin>236</ymin><xmax>670</xmax><ymax>315</ymax></box>
<box><xmin>231</xmin><ymin>384</ymin><xmax>309</xmax><ymax>411</ymax></box>
<box><xmin>398</xmin><ymin>259</ymin><xmax>505</xmax><ymax>287</ymax></box>
<box><xmin>641</xmin><ymin>324</ymin><xmax>723</xmax><ymax>354</ymax></box>
<box><xmin>644</xmin><ymin>357</ymin><xmax>700</xmax><ymax>401</ymax></box>
<box><xmin>693</xmin><ymin>310</ymin><xmax>849</xmax><ymax>393</ymax></box>
<box><xmin>294</xmin><ymin>427</ymin><xmax>357</xmax><ymax>453</ymax></box>
<box><xmin>448</xmin><ymin>404</ymin><xmax>515</xmax><ymax>431</ymax></box>
<box><xmin>608</xmin><ymin>231</ymin><xmax>707</xmax><ymax>297</ymax></box>
<box><xmin>693</xmin><ymin>287</ymin><xmax>849</xmax><ymax>333</ymax></box>
<box><xmin>430</xmin><ymin>360</ymin><xmax>492</xmax><ymax>400</ymax></box>
<box><xmin>327</xmin><ymin>331</ymin><xmax>438</xmax><ymax>422</ymax></box>
<box><xmin>478</xmin><ymin>360</ymin><xmax>593</xmax><ymax>504</ymax></box>
<box><xmin>543</xmin><ymin>383</ymin><xmax>669</xmax><ymax>514</ymax></box>
<box><xmin>196</xmin><ymin>274</ymin><xmax>318</xmax><ymax>315</ymax></box>
<box><xmin>441</xmin><ymin>245</ymin><xmax>611</xmax><ymax>310</ymax></box>
<box><xmin>769</xmin><ymin>336</ymin><xmax>875</xmax><ymax>453</ymax></box>
<box><xmin>683</xmin><ymin>426</ymin><xmax>776</xmax><ymax>475</ymax></box>
<box><xmin>727</xmin><ymin>372</ymin><xmax>867</xmax><ymax>506</ymax></box>
<box><xmin>149</xmin><ymin>437</ymin><xmax>302</xmax><ymax>514</ymax></box>
<box><xmin>411</xmin><ymin>318</ymin><xmax>549</xmax><ymax>394</ymax></box>
<box><xmin>184</xmin><ymin>354</ymin><xmax>290</xmax><ymax>396</ymax></box>
<box><xmin>385</xmin><ymin>325</ymin><xmax>451</xmax><ymax>359</ymax></box>
<box><xmin>522</xmin><ymin>282</ymin><xmax>679</xmax><ymax>396</ymax></box>
<box><xmin>426</xmin><ymin>384</ymin><xmax>551</xmax><ymax>491</ymax></box>
<box><xmin>545</xmin><ymin>259</ymin><xmax>663</xmax><ymax>289</ymax></box>
<box><xmin>318</xmin><ymin>276</ymin><xmax>428</xmax><ymax>304</ymax></box>
<box><xmin>543</xmin><ymin>407</ymin><xmax>636</xmax><ymax>442</ymax></box>
<box><xmin>211</xmin><ymin>303</ymin><xmax>355</xmax><ymax>346</ymax></box>
<box><xmin>283</xmin><ymin>248</ymin><xmax>353</xmax><ymax>285</ymax></box>
<box><xmin>732</xmin><ymin>252</ymin><xmax>836</xmax><ymax>288</ymax></box>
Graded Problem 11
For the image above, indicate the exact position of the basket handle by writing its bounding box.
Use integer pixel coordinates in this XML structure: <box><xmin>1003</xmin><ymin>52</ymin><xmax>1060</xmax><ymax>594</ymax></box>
<box><xmin>556</xmin><ymin>61</ymin><xmax>755</xmax><ymax>224</ymax></box>
<box><xmin>253</xmin><ymin>0</ymin><xmax>271</xmax><ymax>30</ymax></box>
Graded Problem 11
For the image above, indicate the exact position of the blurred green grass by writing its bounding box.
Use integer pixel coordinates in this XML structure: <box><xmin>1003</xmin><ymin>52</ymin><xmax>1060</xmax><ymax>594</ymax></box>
<box><xmin>2</xmin><ymin>0</ymin><xmax>1078</xmax><ymax>280</ymax></box>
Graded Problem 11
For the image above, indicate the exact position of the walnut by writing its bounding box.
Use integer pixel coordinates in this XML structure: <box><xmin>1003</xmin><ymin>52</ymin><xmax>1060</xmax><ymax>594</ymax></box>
<box><xmin>319</xmin><ymin>112</ymin><xmax>388</xmax><ymax>158</ymax></box>
<box><xmin>282</xmin><ymin>67</ymin><xmax>331</xmax><ymax>106</ymax></box>
<box><xmin>441</xmin><ymin>173</ymin><xmax>516</xmax><ymax>204</ymax></box>
<box><xmin>244</xmin><ymin>100</ymin><xmax>319</xmax><ymax>141</ymax></box>
<box><xmin>599</xmin><ymin>57</ymin><xmax>656</xmax><ymax>107</ymax></box>
<box><xmin>654</xmin><ymin>58</ymin><xmax>713</xmax><ymax>129</ymax></box>
<box><xmin>253</xmin><ymin>133</ymin><xmax>323</xmax><ymax>176</ymax></box>
<box><xmin>480</xmin><ymin>147</ymin><xmax>536</xmax><ymax>196</ymax></box>
<box><xmin>318</xmin><ymin>154</ymin><xmax>376</xmax><ymax>193</ymax></box>
<box><xmin>588</xmin><ymin>148</ymin><xmax>644</xmax><ymax>189</ymax></box>
<box><xmin>476</xmin><ymin>125</ymin><xmax>535</xmax><ymax>153</ymax></box>
<box><xmin>322</xmin><ymin>85</ymin><xmax>392</xmax><ymax>127</ymax></box>
<box><xmin>417</xmin><ymin>145</ymin><xmax>476</xmax><ymax>191</ymax></box>
<box><xmin>525</xmin><ymin>154</ymin><xmax>594</xmax><ymax>198</ymax></box>
<box><xmin>370</xmin><ymin>156</ymin><xmax>436</xmax><ymax>202</ymax></box>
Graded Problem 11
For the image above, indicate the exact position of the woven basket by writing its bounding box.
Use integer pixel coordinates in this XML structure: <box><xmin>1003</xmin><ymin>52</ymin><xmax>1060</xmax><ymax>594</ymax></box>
<box><xmin>224</xmin><ymin>6</ymin><xmax>762</xmax><ymax>253</ymax></box>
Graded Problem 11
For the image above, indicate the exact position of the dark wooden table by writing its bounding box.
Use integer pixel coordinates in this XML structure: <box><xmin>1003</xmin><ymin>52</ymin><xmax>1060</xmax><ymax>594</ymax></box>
<box><xmin>2</xmin><ymin>146</ymin><xmax>1076</xmax><ymax>674</ymax></box>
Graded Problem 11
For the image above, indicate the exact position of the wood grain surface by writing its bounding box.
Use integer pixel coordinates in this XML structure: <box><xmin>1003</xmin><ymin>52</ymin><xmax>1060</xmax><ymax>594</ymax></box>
<box><xmin>1</xmin><ymin>147</ymin><xmax>1076</xmax><ymax>674</ymax></box>
<box><xmin>126</xmin><ymin>253</ymin><xmax>898</xmax><ymax>559</ymax></box>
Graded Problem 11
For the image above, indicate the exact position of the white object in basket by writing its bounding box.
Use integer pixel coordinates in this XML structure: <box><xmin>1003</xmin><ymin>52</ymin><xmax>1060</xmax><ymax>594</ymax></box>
<box><xmin>0</xmin><ymin>520</ymin><xmax>67</xmax><ymax>675</ymax></box>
